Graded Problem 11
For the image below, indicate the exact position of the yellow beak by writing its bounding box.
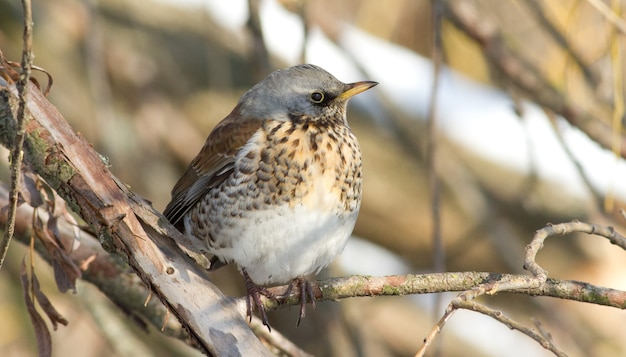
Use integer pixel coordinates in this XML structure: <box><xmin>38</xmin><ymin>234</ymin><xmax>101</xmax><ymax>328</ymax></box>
<box><xmin>337</xmin><ymin>81</ymin><xmax>378</xmax><ymax>100</ymax></box>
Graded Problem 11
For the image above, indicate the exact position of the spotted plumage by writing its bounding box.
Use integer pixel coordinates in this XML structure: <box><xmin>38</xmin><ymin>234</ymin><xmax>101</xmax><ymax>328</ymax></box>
<box><xmin>163</xmin><ymin>64</ymin><xmax>377</xmax><ymax>329</ymax></box>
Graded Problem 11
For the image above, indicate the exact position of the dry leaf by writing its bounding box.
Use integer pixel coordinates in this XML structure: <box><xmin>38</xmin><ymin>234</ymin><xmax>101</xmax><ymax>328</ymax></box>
<box><xmin>18</xmin><ymin>171</ymin><xmax>44</xmax><ymax>208</ymax></box>
<box><xmin>32</xmin><ymin>272</ymin><xmax>69</xmax><ymax>330</ymax></box>
<box><xmin>0</xmin><ymin>49</ymin><xmax>53</xmax><ymax>95</ymax></box>
<box><xmin>33</xmin><ymin>212</ymin><xmax>81</xmax><ymax>293</ymax></box>
<box><xmin>20</xmin><ymin>258</ymin><xmax>53</xmax><ymax>357</ymax></box>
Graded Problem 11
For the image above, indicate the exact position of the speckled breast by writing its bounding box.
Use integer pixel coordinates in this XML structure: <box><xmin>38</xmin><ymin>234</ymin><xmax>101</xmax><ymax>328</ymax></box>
<box><xmin>189</xmin><ymin>116</ymin><xmax>362</xmax><ymax>252</ymax></box>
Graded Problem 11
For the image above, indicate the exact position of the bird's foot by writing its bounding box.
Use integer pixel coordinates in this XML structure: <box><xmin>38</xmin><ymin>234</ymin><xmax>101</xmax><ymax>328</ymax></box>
<box><xmin>242</xmin><ymin>270</ymin><xmax>277</xmax><ymax>332</ymax></box>
<box><xmin>282</xmin><ymin>276</ymin><xmax>316</xmax><ymax>326</ymax></box>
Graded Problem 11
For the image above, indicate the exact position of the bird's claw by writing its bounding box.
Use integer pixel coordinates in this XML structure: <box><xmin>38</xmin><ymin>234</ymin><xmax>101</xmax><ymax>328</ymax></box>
<box><xmin>243</xmin><ymin>271</ymin><xmax>277</xmax><ymax>332</ymax></box>
<box><xmin>282</xmin><ymin>277</ymin><xmax>316</xmax><ymax>326</ymax></box>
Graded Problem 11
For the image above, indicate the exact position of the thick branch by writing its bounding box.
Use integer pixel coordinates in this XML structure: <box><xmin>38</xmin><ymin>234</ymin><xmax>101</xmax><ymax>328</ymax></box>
<box><xmin>0</xmin><ymin>180</ymin><xmax>187</xmax><ymax>339</ymax></box>
<box><xmin>0</xmin><ymin>179</ymin><xmax>313</xmax><ymax>356</ymax></box>
<box><xmin>0</xmin><ymin>78</ymin><xmax>272</xmax><ymax>356</ymax></box>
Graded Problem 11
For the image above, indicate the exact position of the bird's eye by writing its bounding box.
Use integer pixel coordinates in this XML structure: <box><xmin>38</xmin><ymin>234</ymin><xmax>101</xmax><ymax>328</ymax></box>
<box><xmin>310</xmin><ymin>91</ymin><xmax>324</xmax><ymax>103</ymax></box>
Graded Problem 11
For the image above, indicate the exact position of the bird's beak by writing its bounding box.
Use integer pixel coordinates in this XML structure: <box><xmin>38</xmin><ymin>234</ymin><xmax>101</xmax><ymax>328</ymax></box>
<box><xmin>337</xmin><ymin>81</ymin><xmax>378</xmax><ymax>100</ymax></box>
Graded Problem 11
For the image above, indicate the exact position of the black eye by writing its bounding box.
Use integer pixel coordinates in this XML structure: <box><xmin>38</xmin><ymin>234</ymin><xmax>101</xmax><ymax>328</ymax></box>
<box><xmin>310</xmin><ymin>91</ymin><xmax>324</xmax><ymax>103</ymax></box>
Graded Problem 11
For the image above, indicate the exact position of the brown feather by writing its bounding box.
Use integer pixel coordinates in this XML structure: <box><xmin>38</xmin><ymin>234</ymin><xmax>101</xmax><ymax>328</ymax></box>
<box><xmin>163</xmin><ymin>104</ymin><xmax>264</xmax><ymax>229</ymax></box>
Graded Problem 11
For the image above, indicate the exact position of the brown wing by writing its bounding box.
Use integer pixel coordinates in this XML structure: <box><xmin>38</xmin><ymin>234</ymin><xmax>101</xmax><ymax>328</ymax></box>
<box><xmin>163</xmin><ymin>106</ymin><xmax>263</xmax><ymax>230</ymax></box>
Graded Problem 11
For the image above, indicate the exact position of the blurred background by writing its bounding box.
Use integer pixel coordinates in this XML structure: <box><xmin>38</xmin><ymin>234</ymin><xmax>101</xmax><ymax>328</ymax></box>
<box><xmin>2</xmin><ymin>0</ymin><xmax>626</xmax><ymax>356</ymax></box>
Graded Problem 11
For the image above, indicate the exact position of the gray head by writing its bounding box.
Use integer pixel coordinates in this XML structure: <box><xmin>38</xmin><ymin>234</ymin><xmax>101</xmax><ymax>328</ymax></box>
<box><xmin>237</xmin><ymin>64</ymin><xmax>377</xmax><ymax>122</ymax></box>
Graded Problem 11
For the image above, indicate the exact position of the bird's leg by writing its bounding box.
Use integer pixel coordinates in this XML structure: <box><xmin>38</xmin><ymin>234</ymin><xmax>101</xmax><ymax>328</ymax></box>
<box><xmin>242</xmin><ymin>270</ymin><xmax>276</xmax><ymax>331</ymax></box>
<box><xmin>282</xmin><ymin>276</ymin><xmax>316</xmax><ymax>326</ymax></box>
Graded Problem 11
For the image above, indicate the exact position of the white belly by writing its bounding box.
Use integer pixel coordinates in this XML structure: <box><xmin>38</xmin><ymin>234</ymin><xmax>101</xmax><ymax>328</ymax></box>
<box><xmin>208</xmin><ymin>204</ymin><xmax>357</xmax><ymax>285</ymax></box>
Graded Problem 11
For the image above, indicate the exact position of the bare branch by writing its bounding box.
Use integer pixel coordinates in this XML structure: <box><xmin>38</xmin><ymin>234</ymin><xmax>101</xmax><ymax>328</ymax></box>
<box><xmin>524</xmin><ymin>221</ymin><xmax>626</xmax><ymax>281</ymax></box>
<box><xmin>415</xmin><ymin>300</ymin><xmax>568</xmax><ymax>357</ymax></box>
<box><xmin>525</xmin><ymin>0</ymin><xmax>599</xmax><ymax>87</ymax></box>
<box><xmin>0</xmin><ymin>0</ymin><xmax>33</xmax><ymax>270</ymax></box>
<box><xmin>414</xmin><ymin>303</ymin><xmax>454</xmax><ymax>357</ymax></box>
<box><xmin>453</xmin><ymin>301</ymin><xmax>567</xmax><ymax>357</ymax></box>
<box><xmin>0</xmin><ymin>79</ymin><xmax>273</xmax><ymax>356</ymax></box>
<box><xmin>416</xmin><ymin>219</ymin><xmax>626</xmax><ymax>356</ymax></box>
<box><xmin>259</xmin><ymin>272</ymin><xmax>626</xmax><ymax>312</ymax></box>
<box><xmin>247</xmin><ymin>0</ymin><xmax>272</xmax><ymax>78</ymax></box>
<box><xmin>429</xmin><ymin>0</ymin><xmax>445</xmax><ymax>274</ymax></box>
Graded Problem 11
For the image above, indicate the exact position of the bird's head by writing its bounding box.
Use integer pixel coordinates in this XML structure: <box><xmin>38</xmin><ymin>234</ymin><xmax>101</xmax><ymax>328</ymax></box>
<box><xmin>238</xmin><ymin>64</ymin><xmax>377</xmax><ymax>124</ymax></box>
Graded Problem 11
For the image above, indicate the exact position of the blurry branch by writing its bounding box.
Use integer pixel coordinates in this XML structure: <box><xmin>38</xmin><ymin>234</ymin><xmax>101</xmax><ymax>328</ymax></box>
<box><xmin>543</xmin><ymin>110</ymin><xmax>604</xmax><ymax>209</ymax></box>
<box><xmin>525</xmin><ymin>0</ymin><xmax>599</xmax><ymax>87</ymax></box>
<box><xmin>247</xmin><ymin>0</ymin><xmax>272</xmax><ymax>79</ymax></box>
<box><xmin>98</xmin><ymin>0</ymin><xmax>247</xmax><ymax>56</ymax></box>
<box><xmin>0</xmin><ymin>79</ymin><xmax>274</xmax><ymax>357</ymax></box>
<box><xmin>427</xmin><ymin>4</ymin><xmax>445</xmax><ymax>354</ymax></box>
<box><xmin>428</xmin><ymin>0</ymin><xmax>445</xmax><ymax>275</ymax></box>
<box><xmin>84</xmin><ymin>0</ymin><xmax>117</xmax><ymax>151</ymax></box>
<box><xmin>296</xmin><ymin>2</ymin><xmax>309</xmax><ymax>64</ymax></box>
<box><xmin>586</xmin><ymin>0</ymin><xmax>626</xmax><ymax>34</ymax></box>
<box><xmin>608</xmin><ymin>0</ymin><xmax>624</xmax><ymax>212</ymax></box>
<box><xmin>0</xmin><ymin>0</ymin><xmax>32</xmax><ymax>270</ymax></box>
<box><xmin>312</xmin><ymin>12</ymin><xmax>430</xmax><ymax>162</ymax></box>
<box><xmin>443</xmin><ymin>0</ymin><xmax>626</xmax><ymax>159</ymax></box>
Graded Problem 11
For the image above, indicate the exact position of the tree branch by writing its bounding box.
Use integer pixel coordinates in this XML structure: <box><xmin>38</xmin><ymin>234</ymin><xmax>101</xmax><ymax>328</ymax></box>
<box><xmin>0</xmin><ymin>0</ymin><xmax>33</xmax><ymax>269</ymax></box>
<box><xmin>0</xmin><ymin>78</ymin><xmax>273</xmax><ymax>356</ymax></box>
<box><xmin>416</xmin><ymin>300</ymin><xmax>568</xmax><ymax>357</ymax></box>
<box><xmin>416</xmin><ymin>219</ymin><xmax>626</xmax><ymax>356</ymax></box>
<box><xmin>265</xmin><ymin>273</ymin><xmax>626</xmax><ymax>311</ymax></box>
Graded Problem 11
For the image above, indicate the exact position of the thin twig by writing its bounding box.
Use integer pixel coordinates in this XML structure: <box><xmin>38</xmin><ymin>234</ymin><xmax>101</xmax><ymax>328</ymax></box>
<box><xmin>251</xmin><ymin>319</ymin><xmax>314</xmax><ymax>357</ymax></box>
<box><xmin>415</xmin><ymin>305</ymin><xmax>455</xmax><ymax>357</ymax></box>
<box><xmin>525</xmin><ymin>0</ymin><xmax>598</xmax><ymax>87</ymax></box>
<box><xmin>416</xmin><ymin>219</ymin><xmax>626</xmax><ymax>357</ymax></box>
<box><xmin>419</xmin><ymin>300</ymin><xmax>569</xmax><ymax>356</ymax></box>
<box><xmin>607</xmin><ymin>0</ymin><xmax>624</xmax><ymax>212</ymax></box>
<box><xmin>451</xmin><ymin>301</ymin><xmax>568</xmax><ymax>357</ymax></box>
<box><xmin>525</xmin><ymin>221</ymin><xmax>626</xmax><ymax>278</ymax></box>
<box><xmin>247</xmin><ymin>0</ymin><xmax>271</xmax><ymax>78</ymax></box>
<box><xmin>543</xmin><ymin>110</ymin><xmax>604</xmax><ymax>210</ymax></box>
<box><xmin>0</xmin><ymin>0</ymin><xmax>33</xmax><ymax>270</ymax></box>
<box><xmin>586</xmin><ymin>0</ymin><xmax>626</xmax><ymax>34</ymax></box>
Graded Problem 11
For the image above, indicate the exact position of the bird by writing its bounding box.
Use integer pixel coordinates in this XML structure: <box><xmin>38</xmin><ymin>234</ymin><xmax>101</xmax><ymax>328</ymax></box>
<box><xmin>163</xmin><ymin>64</ymin><xmax>377</xmax><ymax>330</ymax></box>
